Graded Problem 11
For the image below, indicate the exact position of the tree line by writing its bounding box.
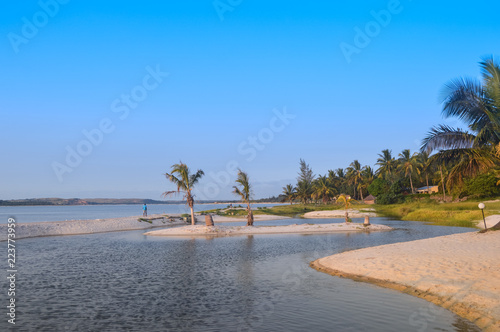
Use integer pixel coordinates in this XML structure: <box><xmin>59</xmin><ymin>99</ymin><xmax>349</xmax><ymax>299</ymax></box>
<box><xmin>164</xmin><ymin>57</ymin><xmax>500</xmax><ymax>218</ymax></box>
<box><xmin>282</xmin><ymin>57</ymin><xmax>500</xmax><ymax>205</ymax></box>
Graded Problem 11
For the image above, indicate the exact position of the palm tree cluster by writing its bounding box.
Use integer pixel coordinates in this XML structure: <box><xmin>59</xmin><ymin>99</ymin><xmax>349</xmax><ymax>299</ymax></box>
<box><xmin>281</xmin><ymin>57</ymin><xmax>500</xmax><ymax>204</ymax></box>
<box><xmin>282</xmin><ymin>151</ymin><xmax>431</xmax><ymax>205</ymax></box>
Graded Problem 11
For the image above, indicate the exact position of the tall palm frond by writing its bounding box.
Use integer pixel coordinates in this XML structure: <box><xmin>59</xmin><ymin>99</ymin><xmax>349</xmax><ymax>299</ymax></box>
<box><xmin>421</xmin><ymin>125</ymin><xmax>476</xmax><ymax>153</ymax></box>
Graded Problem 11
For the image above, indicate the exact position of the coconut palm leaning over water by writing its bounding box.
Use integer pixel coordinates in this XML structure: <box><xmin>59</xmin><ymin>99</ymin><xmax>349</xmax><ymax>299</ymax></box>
<box><xmin>163</xmin><ymin>162</ymin><xmax>204</xmax><ymax>226</ymax></box>
<box><xmin>233</xmin><ymin>169</ymin><xmax>254</xmax><ymax>226</ymax></box>
<box><xmin>421</xmin><ymin>56</ymin><xmax>500</xmax><ymax>189</ymax></box>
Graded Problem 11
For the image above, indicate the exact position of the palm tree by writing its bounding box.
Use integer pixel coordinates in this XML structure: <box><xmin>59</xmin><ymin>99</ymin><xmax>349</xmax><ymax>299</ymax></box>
<box><xmin>337</xmin><ymin>194</ymin><xmax>356</xmax><ymax>223</ymax></box>
<box><xmin>163</xmin><ymin>162</ymin><xmax>204</xmax><ymax>226</ymax></box>
<box><xmin>418</xmin><ymin>152</ymin><xmax>433</xmax><ymax>193</ymax></box>
<box><xmin>233</xmin><ymin>169</ymin><xmax>254</xmax><ymax>226</ymax></box>
<box><xmin>346</xmin><ymin>160</ymin><xmax>365</xmax><ymax>200</ymax></box>
<box><xmin>421</xmin><ymin>57</ymin><xmax>500</xmax><ymax>188</ymax></box>
<box><xmin>359</xmin><ymin>166</ymin><xmax>374</xmax><ymax>198</ymax></box>
<box><xmin>295</xmin><ymin>180</ymin><xmax>312</xmax><ymax>204</ymax></box>
<box><xmin>328</xmin><ymin>168</ymin><xmax>348</xmax><ymax>195</ymax></box>
<box><xmin>398</xmin><ymin>149</ymin><xmax>419</xmax><ymax>193</ymax></box>
<box><xmin>282</xmin><ymin>184</ymin><xmax>296</xmax><ymax>205</ymax></box>
<box><xmin>375</xmin><ymin>149</ymin><xmax>397</xmax><ymax>182</ymax></box>
<box><xmin>312</xmin><ymin>175</ymin><xmax>336</xmax><ymax>204</ymax></box>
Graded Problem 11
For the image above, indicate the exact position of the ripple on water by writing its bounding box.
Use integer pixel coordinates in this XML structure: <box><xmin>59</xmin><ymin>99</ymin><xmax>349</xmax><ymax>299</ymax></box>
<box><xmin>1</xmin><ymin>218</ymin><xmax>480</xmax><ymax>332</ymax></box>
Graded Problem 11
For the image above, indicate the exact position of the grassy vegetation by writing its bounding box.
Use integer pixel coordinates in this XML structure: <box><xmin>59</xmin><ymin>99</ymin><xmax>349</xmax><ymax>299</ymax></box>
<box><xmin>374</xmin><ymin>199</ymin><xmax>500</xmax><ymax>228</ymax></box>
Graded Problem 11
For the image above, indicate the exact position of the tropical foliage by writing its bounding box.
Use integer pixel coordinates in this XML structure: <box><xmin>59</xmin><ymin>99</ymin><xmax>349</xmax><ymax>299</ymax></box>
<box><xmin>233</xmin><ymin>169</ymin><xmax>254</xmax><ymax>226</ymax></box>
<box><xmin>282</xmin><ymin>184</ymin><xmax>296</xmax><ymax>205</ymax></box>
<box><xmin>164</xmin><ymin>58</ymin><xmax>500</xmax><ymax>209</ymax></box>
<box><xmin>279</xmin><ymin>58</ymin><xmax>500</xmax><ymax>205</ymax></box>
<box><xmin>336</xmin><ymin>194</ymin><xmax>355</xmax><ymax>223</ymax></box>
<box><xmin>421</xmin><ymin>56</ymin><xmax>500</xmax><ymax>191</ymax></box>
<box><xmin>163</xmin><ymin>162</ymin><xmax>204</xmax><ymax>225</ymax></box>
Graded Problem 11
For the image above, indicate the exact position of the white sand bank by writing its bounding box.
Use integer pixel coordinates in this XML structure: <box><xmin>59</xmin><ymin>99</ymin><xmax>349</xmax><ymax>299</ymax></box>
<box><xmin>476</xmin><ymin>214</ymin><xmax>500</xmax><ymax>229</ymax></box>
<box><xmin>144</xmin><ymin>222</ymin><xmax>391</xmax><ymax>237</ymax></box>
<box><xmin>303</xmin><ymin>209</ymin><xmax>377</xmax><ymax>219</ymax></box>
<box><xmin>311</xmin><ymin>231</ymin><xmax>500</xmax><ymax>331</ymax></box>
<box><xmin>0</xmin><ymin>214</ymin><xmax>185</xmax><ymax>241</ymax></box>
<box><xmin>210</xmin><ymin>214</ymin><xmax>290</xmax><ymax>223</ymax></box>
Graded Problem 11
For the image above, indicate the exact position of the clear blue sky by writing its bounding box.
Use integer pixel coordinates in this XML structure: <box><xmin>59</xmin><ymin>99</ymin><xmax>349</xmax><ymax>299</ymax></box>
<box><xmin>2</xmin><ymin>0</ymin><xmax>500</xmax><ymax>200</ymax></box>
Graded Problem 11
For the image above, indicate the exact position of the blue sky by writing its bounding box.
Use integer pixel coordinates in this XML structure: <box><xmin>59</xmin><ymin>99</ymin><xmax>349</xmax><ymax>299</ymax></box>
<box><xmin>2</xmin><ymin>0</ymin><xmax>500</xmax><ymax>200</ymax></box>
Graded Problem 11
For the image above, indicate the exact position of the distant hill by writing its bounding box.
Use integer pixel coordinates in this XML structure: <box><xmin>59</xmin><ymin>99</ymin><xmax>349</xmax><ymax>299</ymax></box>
<box><xmin>0</xmin><ymin>198</ymin><xmax>172</xmax><ymax>206</ymax></box>
<box><xmin>0</xmin><ymin>196</ymin><xmax>285</xmax><ymax>206</ymax></box>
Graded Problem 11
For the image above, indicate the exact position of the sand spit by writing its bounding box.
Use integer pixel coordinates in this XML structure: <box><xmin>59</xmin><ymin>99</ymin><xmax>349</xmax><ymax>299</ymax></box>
<box><xmin>311</xmin><ymin>231</ymin><xmax>500</xmax><ymax>331</ymax></box>
<box><xmin>144</xmin><ymin>222</ymin><xmax>392</xmax><ymax>237</ymax></box>
<box><xmin>0</xmin><ymin>214</ymin><xmax>185</xmax><ymax>241</ymax></box>
<box><xmin>210</xmin><ymin>214</ymin><xmax>290</xmax><ymax>223</ymax></box>
<box><xmin>303</xmin><ymin>209</ymin><xmax>377</xmax><ymax>219</ymax></box>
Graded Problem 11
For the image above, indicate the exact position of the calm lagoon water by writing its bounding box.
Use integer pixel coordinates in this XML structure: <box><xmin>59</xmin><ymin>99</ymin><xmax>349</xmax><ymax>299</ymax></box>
<box><xmin>0</xmin><ymin>217</ymin><xmax>480</xmax><ymax>331</ymax></box>
<box><xmin>0</xmin><ymin>203</ymin><xmax>282</xmax><ymax>224</ymax></box>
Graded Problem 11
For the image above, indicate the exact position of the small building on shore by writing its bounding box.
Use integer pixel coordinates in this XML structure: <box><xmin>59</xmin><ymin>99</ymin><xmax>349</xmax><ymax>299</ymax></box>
<box><xmin>363</xmin><ymin>194</ymin><xmax>376</xmax><ymax>205</ymax></box>
<box><xmin>416</xmin><ymin>185</ymin><xmax>439</xmax><ymax>194</ymax></box>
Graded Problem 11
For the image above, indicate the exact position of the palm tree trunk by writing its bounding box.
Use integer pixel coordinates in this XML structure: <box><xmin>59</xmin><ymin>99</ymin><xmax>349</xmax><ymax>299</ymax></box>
<box><xmin>345</xmin><ymin>209</ymin><xmax>349</xmax><ymax>223</ymax></box>
<box><xmin>409</xmin><ymin>171</ymin><xmax>414</xmax><ymax>194</ymax></box>
<box><xmin>247</xmin><ymin>202</ymin><xmax>254</xmax><ymax>226</ymax></box>
<box><xmin>426</xmin><ymin>174</ymin><xmax>430</xmax><ymax>194</ymax></box>
<box><xmin>190</xmin><ymin>206</ymin><xmax>195</xmax><ymax>226</ymax></box>
<box><xmin>440</xmin><ymin>166</ymin><xmax>446</xmax><ymax>201</ymax></box>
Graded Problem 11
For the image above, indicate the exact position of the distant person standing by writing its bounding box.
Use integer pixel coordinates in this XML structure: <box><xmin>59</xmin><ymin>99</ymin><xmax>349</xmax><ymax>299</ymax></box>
<box><xmin>143</xmin><ymin>203</ymin><xmax>147</xmax><ymax>217</ymax></box>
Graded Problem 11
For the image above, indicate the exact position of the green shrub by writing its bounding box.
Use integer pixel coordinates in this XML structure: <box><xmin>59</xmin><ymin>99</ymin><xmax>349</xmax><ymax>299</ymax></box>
<box><xmin>462</xmin><ymin>173</ymin><xmax>500</xmax><ymax>198</ymax></box>
<box><xmin>368</xmin><ymin>178</ymin><xmax>390</xmax><ymax>197</ymax></box>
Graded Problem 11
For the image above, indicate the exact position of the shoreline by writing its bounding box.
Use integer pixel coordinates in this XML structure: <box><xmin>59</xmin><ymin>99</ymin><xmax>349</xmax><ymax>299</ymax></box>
<box><xmin>0</xmin><ymin>214</ymin><xmax>289</xmax><ymax>241</ymax></box>
<box><xmin>0</xmin><ymin>214</ymin><xmax>185</xmax><ymax>241</ymax></box>
<box><xmin>144</xmin><ymin>222</ymin><xmax>392</xmax><ymax>237</ymax></box>
<box><xmin>310</xmin><ymin>231</ymin><xmax>500</xmax><ymax>331</ymax></box>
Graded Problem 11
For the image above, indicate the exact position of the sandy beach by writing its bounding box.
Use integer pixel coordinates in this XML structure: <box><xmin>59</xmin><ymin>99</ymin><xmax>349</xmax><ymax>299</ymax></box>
<box><xmin>303</xmin><ymin>209</ymin><xmax>377</xmax><ymax>219</ymax></box>
<box><xmin>0</xmin><ymin>214</ymin><xmax>185</xmax><ymax>241</ymax></box>
<box><xmin>144</xmin><ymin>222</ymin><xmax>391</xmax><ymax>237</ymax></box>
<box><xmin>311</xmin><ymin>230</ymin><xmax>500</xmax><ymax>331</ymax></box>
<box><xmin>0</xmin><ymin>214</ymin><xmax>289</xmax><ymax>240</ymax></box>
